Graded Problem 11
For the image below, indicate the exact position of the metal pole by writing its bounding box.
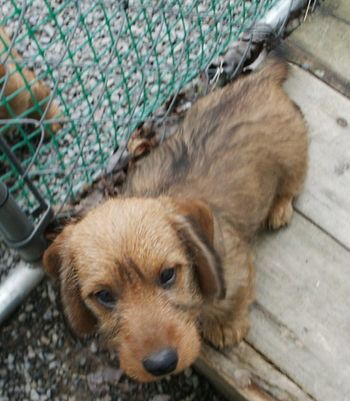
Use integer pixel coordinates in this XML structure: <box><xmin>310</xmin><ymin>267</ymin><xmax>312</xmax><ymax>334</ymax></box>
<box><xmin>0</xmin><ymin>181</ymin><xmax>48</xmax><ymax>262</ymax></box>
<box><xmin>0</xmin><ymin>261</ymin><xmax>44</xmax><ymax>324</ymax></box>
<box><xmin>207</xmin><ymin>0</ymin><xmax>309</xmax><ymax>83</ymax></box>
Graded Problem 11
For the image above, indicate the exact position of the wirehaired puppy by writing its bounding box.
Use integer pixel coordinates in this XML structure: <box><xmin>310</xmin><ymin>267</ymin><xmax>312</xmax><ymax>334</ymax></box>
<box><xmin>0</xmin><ymin>27</ymin><xmax>61</xmax><ymax>133</ymax></box>
<box><xmin>43</xmin><ymin>57</ymin><xmax>308</xmax><ymax>382</ymax></box>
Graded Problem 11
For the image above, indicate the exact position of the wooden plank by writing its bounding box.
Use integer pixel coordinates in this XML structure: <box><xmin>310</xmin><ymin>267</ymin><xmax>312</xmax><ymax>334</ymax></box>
<box><xmin>281</xmin><ymin>41</ymin><xmax>350</xmax><ymax>99</ymax></box>
<box><xmin>288</xmin><ymin>11</ymin><xmax>350</xmax><ymax>85</ymax></box>
<box><xmin>323</xmin><ymin>0</ymin><xmax>350</xmax><ymax>24</ymax></box>
<box><xmin>247</xmin><ymin>213</ymin><xmax>350</xmax><ymax>401</ymax></box>
<box><xmin>197</xmin><ymin>342</ymin><xmax>314</xmax><ymax>401</ymax></box>
<box><xmin>284</xmin><ymin>66</ymin><xmax>350</xmax><ymax>249</ymax></box>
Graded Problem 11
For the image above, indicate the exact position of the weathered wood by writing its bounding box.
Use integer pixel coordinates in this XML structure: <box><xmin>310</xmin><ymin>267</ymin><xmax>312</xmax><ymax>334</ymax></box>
<box><xmin>284</xmin><ymin>66</ymin><xmax>350</xmax><ymax>249</ymax></box>
<box><xmin>323</xmin><ymin>0</ymin><xmax>350</xmax><ymax>24</ymax></box>
<box><xmin>198</xmin><ymin>341</ymin><xmax>314</xmax><ymax>401</ymax></box>
<box><xmin>199</xmin><ymin>212</ymin><xmax>350</xmax><ymax>401</ymax></box>
<box><xmin>281</xmin><ymin>41</ymin><xmax>350</xmax><ymax>99</ymax></box>
<box><xmin>248</xmin><ymin>212</ymin><xmax>350</xmax><ymax>401</ymax></box>
<box><xmin>287</xmin><ymin>10</ymin><xmax>350</xmax><ymax>85</ymax></box>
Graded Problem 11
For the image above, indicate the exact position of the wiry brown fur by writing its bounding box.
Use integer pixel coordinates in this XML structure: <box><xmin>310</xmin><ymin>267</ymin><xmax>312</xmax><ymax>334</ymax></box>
<box><xmin>0</xmin><ymin>27</ymin><xmax>61</xmax><ymax>133</ymax></box>
<box><xmin>43</xmin><ymin>57</ymin><xmax>308</xmax><ymax>382</ymax></box>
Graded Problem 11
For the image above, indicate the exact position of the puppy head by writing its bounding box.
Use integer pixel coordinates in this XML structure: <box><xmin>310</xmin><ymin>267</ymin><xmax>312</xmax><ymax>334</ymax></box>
<box><xmin>43</xmin><ymin>197</ymin><xmax>224</xmax><ymax>381</ymax></box>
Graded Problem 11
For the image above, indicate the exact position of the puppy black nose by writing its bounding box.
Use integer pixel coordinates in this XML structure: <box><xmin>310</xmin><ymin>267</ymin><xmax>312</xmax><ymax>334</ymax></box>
<box><xmin>143</xmin><ymin>348</ymin><xmax>178</xmax><ymax>376</ymax></box>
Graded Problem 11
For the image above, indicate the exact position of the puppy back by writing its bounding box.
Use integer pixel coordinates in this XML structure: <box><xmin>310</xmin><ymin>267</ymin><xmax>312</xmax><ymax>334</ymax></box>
<box><xmin>254</xmin><ymin>55</ymin><xmax>289</xmax><ymax>86</ymax></box>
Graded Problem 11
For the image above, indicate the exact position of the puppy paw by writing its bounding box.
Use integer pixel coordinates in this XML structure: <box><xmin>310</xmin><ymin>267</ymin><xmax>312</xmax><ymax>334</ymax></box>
<box><xmin>267</xmin><ymin>196</ymin><xmax>294</xmax><ymax>230</ymax></box>
<box><xmin>201</xmin><ymin>317</ymin><xmax>250</xmax><ymax>349</ymax></box>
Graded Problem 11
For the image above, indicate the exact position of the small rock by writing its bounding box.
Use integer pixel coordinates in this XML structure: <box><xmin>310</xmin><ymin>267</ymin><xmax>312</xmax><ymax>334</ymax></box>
<box><xmin>7</xmin><ymin>354</ymin><xmax>14</xmax><ymax>365</ymax></box>
<box><xmin>46</xmin><ymin>353</ymin><xmax>55</xmax><ymax>362</ymax></box>
<box><xmin>87</xmin><ymin>367</ymin><xmax>123</xmax><ymax>393</ymax></box>
<box><xmin>18</xmin><ymin>313</ymin><xmax>26</xmax><ymax>323</ymax></box>
<box><xmin>25</xmin><ymin>383</ymin><xmax>31</xmax><ymax>394</ymax></box>
<box><xmin>47</xmin><ymin>284</ymin><xmax>56</xmax><ymax>303</ymax></box>
<box><xmin>27</xmin><ymin>346</ymin><xmax>35</xmax><ymax>359</ymax></box>
<box><xmin>43</xmin><ymin>310</ymin><xmax>52</xmax><ymax>321</ymax></box>
<box><xmin>314</xmin><ymin>69</ymin><xmax>325</xmax><ymax>78</ymax></box>
<box><xmin>79</xmin><ymin>356</ymin><xmax>87</xmax><ymax>367</ymax></box>
<box><xmin>51</xmin><ymin>333</ymin><xmax>58</xmax><ymax>345</ymax></box>
<box><xmin>90</xmin><ymin>341</ymin><xmax>98</xmax><ymax>353</ymax></box>
<box><xmin>41</xmin><ymin>336</ymin><xmax>50</xmax><ymax>346</ymax></box>
<box><xmin>30</xmin><ymin>388</ymin><xmax>40</xmax><ymax>401</ymax></box>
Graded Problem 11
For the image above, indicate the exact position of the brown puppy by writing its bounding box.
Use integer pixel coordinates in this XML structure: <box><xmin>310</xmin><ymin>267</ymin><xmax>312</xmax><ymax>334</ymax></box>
<box><xmin>0</xmin><ymin>27</ymin><xmax>61</xmax><ymax>133</ymax></box>
<box><xmin>43</xmin><ymin>57</ymin><xmax>308</xmax><ymax>382</ymax></box>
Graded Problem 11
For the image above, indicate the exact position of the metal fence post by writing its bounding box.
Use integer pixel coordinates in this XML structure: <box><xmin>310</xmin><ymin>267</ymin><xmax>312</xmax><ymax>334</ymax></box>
<box><xmin>0</xmin><ymin>181</ymin><xmax>53</xmax><ymax>324</ymax></box>
<box><xmin>0</xmin><ymin>181</ymin><xmax>49</xmax><ymax>261</ymax></box>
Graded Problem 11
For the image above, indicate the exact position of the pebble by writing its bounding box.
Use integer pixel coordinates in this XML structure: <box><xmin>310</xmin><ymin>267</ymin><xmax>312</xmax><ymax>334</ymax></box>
<box><xmin>79</xmin><ymin>356</ymin><xmax>87</xmax><ymax>367</ymax></box>
<box><xmin>18</xmin><ymin>313</ymin><xmax>26</xmax><ymax>323</ymax></box>
<box><xmin>30</xmin><ymin>389</ymin><xmax>40</xmax><ymax>401</ymax></box>
<box><xmin>28</xmin><ymin>346</ymin><xmax>35</xmax><ymax>359</ymax></box>
<box><xmin>7</xmin><ymin>354</ymin><xmax>14</xmax><ymax>365</ymax></box>
<box><xmin>51</xmin><ymin>333</ymin><xmax>58</xmax><ymax>344</ymax></box>
<box><xmin>90</xmin><ymin>341</ymin><xmax>98</xmax><ymax>353</ymax></box>
<box><xmin>41</xmin><ymin>336</ymin><xmax>50</xmax><ymax>346</ymax></box>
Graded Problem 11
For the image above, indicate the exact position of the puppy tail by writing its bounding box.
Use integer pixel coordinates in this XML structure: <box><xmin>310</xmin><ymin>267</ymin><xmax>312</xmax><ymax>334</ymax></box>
<box><xmin>256</xmin><ymin>52</ymin><xmax>289</xmax><ymax>85</ymax></box>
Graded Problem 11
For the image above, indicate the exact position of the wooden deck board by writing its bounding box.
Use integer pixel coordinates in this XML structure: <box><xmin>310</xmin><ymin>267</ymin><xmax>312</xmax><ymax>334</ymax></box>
<box><xmin>323</xmin><ymin>0</ymin><xmax>350</xmax><ymax>24</ymax></box>
<box><xmin>285</xmin><ymin>66</ymin><xmax>350</xmax><ymax>249</ymax></box>
<box><xmin>288</xmin><ymin>7</ymin><xmax>350</xmax><ymax>85</ymax></box>
<box><xmin>198</xmin><ymin>341</ymin><xmax>315</xmax><ymax>401</ymax></box>
<box><xmin>199</xmin><ymin>211</ymin><xmax>350</xmax><ymax>401</ymax></box>
<box><xmin>250</xmin><ymin>213</ymin><xmax>350</xmax><ymax>401</ymax></box>
<box><xmin>284</xmin><ymin>0</ymin><xmax>350</xmax><ymax>99</ymax></box>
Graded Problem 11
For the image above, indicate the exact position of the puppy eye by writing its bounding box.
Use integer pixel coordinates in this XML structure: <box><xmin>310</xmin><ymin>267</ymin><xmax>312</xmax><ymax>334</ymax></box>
<box><xmin>94</xmin><ymin>290</ymin><xmax>116</xmax><ymax>309</ymax></box>
<box><xmin>159</xmin><ymin>267</ymin><xmax>176</xmax><ymax>289</ymax></box>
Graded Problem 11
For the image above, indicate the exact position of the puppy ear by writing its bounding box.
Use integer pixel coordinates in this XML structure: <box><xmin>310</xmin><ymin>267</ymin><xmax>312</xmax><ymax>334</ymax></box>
<box><xmin>42</xmin><ymin>227</ymin><xmax>97</xmax><ymax>336</ymax></box>
<box><xmin>172</xmin><ymin>199</ymin><xmax>225</xmax><ymax>300</ymax></box>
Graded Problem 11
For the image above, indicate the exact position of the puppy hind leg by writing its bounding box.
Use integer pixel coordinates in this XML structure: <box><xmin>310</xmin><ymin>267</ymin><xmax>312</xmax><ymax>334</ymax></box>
<box><xmin>267</xmin><ymin>194</ymin><xmax>294</xmax><ymax>230</ymax></box>
<box><xmin>267</xmin><ymin>153</ymin><xmax>307</xmax><ymax>230</ymax></box>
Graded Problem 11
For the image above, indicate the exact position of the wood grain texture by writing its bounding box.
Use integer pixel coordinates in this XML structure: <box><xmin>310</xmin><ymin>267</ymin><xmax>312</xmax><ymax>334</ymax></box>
<box><xmin>323</xmin><ymin>0</ymin><xmax>350</xmax><ymax>24</ymax></box>
<box><xmin>198</xmin><ymin>341</ymin><xmax>315</xmax><ymax>401</ymax></box>
<box><xmin>288</xmin><ymin>10</ymin><xmax>350</xmax><ymax>84</ymax></box>
<box><xmin>281</xmin><ymin>41</ymin><xmax>350</xmax><ymax>99</ymax></box>
<box><xmin>200</xmin><ymin>213</ymin><xmax>350</xmax><ymax>401</ymax></box>
<box><xmin>248</xmin><ymin>212</ymin><xmax>350</xmax><ymax>401</ymax></box>
<box><xmin>285</xmin><ymin>66</ymin><xmax>350</xmax><ymax>249</ymax></box>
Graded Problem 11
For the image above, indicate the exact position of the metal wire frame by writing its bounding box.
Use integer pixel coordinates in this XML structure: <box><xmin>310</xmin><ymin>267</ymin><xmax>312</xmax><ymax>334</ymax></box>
<box><xmin>0</xmin><ymin>0</ymin><xmax>277</xmax><ymax>220</ymax></box>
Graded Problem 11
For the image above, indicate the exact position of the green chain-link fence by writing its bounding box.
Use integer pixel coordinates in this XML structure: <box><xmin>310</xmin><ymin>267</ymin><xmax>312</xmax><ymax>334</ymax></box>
<box><xmin>0</xmin><ymin>0</ymin><xmax>277</xmax><ymax>220</ymax></box>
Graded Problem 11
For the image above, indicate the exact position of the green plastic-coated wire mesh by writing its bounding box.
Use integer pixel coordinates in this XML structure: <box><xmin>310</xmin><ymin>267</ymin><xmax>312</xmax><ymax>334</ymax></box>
<box><xmin>0</xmin><ymin>0</ymin><xmax>276</xmax><ymax>219</ymax></box>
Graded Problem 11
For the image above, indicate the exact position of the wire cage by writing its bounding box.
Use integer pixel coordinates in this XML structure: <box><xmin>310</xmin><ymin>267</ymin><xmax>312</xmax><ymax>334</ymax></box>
<box><xmin>0</xmin><ymin>0</ymin><xmax>279</xmax><ymax>223</ymax></box>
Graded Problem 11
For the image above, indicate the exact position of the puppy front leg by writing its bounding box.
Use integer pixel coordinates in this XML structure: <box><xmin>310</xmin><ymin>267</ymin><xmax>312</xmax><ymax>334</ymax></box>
<box><xmin>201</xmin><ymin>259</ymin><xmax>255</xmax><ymax>349</ymax></box>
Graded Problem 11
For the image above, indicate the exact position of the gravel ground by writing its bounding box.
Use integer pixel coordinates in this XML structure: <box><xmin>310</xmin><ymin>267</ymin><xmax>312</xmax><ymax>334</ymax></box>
<box><xmin>0</xmin><ymin>273</ymin><xmax>227</xmax><ymax>401</ymax></box>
